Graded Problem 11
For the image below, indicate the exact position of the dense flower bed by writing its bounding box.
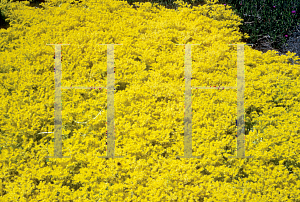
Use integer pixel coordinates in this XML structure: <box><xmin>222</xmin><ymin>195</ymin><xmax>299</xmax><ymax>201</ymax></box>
<box><xmin>0</xmin><ymin>0</ymin><xmax>300</xmax><ymax>201</ymax></box>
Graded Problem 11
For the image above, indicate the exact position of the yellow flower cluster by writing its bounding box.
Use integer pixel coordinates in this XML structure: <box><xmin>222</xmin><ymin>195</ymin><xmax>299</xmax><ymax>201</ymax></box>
<box><xmin>0</xmin><ymin>0</ymin><xmax>299</xmax><ymax>201</ymax></box>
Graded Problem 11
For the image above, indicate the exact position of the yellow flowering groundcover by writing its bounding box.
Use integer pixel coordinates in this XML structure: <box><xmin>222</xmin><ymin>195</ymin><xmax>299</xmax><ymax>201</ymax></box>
<box><xmin>0</xmin><ymin>0</ymin><xmax>300</xmax><ymax>201</ymax></box>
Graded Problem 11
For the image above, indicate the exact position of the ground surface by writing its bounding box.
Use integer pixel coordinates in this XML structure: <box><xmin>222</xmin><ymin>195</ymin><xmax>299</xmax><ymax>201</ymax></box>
<box><xmin>247</xmin><ymin>23</ymin><xmax>300</xmax><ymax>64</ymax></box>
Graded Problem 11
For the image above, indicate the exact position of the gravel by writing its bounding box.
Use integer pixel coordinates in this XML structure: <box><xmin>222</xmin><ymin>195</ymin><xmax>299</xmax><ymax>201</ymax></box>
<box><xmin>250</xmin><ymin>23</ymin><xmax>300</xmax><ymax>65</ymax></box>
<box><xmin>279</xmin><ymin>23</ymin><xmax>300</xmax><ymax>63</ymax></box>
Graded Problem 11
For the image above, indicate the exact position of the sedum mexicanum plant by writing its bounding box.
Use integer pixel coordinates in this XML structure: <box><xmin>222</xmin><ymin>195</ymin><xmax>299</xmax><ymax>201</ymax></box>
<box><xmin>0</xmin><ymin>0</ymin><xmax>300</xmax><ymax>201</ymax></box>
